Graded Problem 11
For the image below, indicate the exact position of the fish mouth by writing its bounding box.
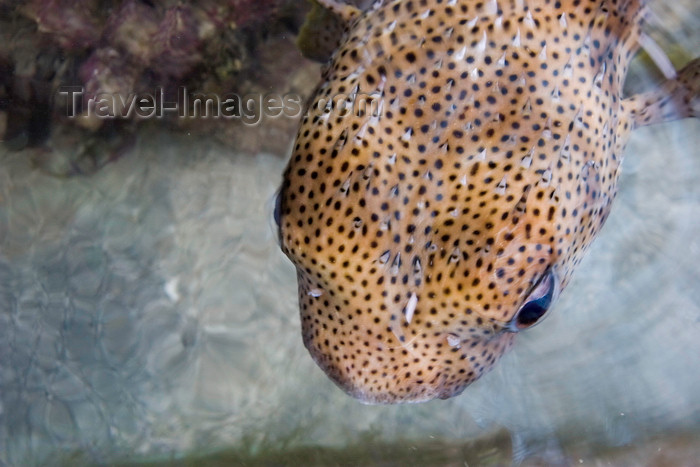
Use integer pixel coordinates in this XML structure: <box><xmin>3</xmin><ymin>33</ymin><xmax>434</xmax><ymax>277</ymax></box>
<box><xmin>302</xmin><ymin>325</ymin><xmax>517</xmax><ymax>404</ymax></box>
<box><xmin>292</xmin><ymin>263</ymin><xmax>521</xmax><ymax>403</ymax></box>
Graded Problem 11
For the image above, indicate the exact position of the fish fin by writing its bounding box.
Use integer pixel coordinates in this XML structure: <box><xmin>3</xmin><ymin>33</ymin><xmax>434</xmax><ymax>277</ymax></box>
<box><xmin>296</xmin><ymin>0</ymin><xmax>362</xmax><ymax>63</ymax></box>
<box><xmin>628</xmin><ymin>57</ymin><xmax>700</xmax><ymax>128</ymax></box>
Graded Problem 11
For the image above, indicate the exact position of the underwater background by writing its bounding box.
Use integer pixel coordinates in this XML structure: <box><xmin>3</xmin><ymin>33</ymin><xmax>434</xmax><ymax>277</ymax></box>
<box><xmin>0</xmin><ymin>0</ymin><xmax>698</xmax><ymax>465</ymax></box>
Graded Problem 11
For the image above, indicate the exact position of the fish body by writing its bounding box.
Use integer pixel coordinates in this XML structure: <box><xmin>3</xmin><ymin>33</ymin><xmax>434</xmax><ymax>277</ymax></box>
<box><xmin>277</xmin><ymin>0</ymin><xmax>699</xmax><ymax>403</ymax></box>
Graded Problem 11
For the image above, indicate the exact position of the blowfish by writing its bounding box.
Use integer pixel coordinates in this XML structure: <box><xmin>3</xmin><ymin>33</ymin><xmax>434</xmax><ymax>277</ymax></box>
<box><xmin>276</xmin><ymin>0</ymin><xmax>699</xmax><ymax>403</ymax></box>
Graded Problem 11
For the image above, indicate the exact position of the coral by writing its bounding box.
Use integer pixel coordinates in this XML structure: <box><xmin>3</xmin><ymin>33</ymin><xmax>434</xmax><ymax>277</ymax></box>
<box><xmin>22</xmin><ymin>0</ymin><xmax>102</xmax><ymax>50</ymax></box>
<box><xmin>103</xmin><ymin>0</ymin><xmax>161</xmax><ymax>65</ymax></box>
<box><xmin>0</xmin><ymin>0</ymin><xmax>306</xmax><ymax>175</ymax></box>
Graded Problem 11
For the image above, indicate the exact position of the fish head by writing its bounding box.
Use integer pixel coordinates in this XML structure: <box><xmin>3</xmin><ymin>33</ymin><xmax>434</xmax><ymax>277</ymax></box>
<box><xmin>277</xmin><ymin>0</ymin><xmax>614</xmax><ymax>404</ymax></box>
<box><xmin>276</xmin><ymin>119</ymin><xmax>566</xmax><ymax>402</ymax></box>
<box><xmin>277</xmin><ymin>0</ymin><xmax>698</xmax><ymax>403</ymax></box>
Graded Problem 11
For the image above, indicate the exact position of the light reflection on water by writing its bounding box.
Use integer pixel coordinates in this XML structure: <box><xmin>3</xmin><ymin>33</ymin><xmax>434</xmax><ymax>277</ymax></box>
<box><xmin>1</xmin><ymin>4</ymin><xmax>699</xmax><ymax>467</ymax></box>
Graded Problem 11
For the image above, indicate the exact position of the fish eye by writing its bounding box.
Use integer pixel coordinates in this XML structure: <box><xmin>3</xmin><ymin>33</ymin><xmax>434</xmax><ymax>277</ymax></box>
<box><xmin>510</xmin><ymin>268</ymin><xmax>558</xmax><ymax>331</ymax></box>
<box><xmin>273</xmin><ymin>190</ymin><xmax>283</xmax><ymax>227</ymax></box>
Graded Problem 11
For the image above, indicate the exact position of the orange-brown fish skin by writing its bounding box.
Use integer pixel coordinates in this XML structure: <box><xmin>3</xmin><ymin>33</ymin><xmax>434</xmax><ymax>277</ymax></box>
<box><xmin>277</xmin><ymin>0</ymin><xmax>693</xmax><ymax>403</ymax></box>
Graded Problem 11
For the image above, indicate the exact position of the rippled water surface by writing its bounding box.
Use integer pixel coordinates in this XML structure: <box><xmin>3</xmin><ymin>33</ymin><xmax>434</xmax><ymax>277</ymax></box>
<box><xmin>1</xmin><ymin>1</ymin><xmax>699</xmax><ymax>466</ymax></box>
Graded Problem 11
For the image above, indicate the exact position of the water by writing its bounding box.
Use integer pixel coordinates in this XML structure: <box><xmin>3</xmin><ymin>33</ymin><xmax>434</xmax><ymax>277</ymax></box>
<box><xmin>1</xmin><ymin>1</ymin><xmax>699</xmax><ymax>466</ymax></box>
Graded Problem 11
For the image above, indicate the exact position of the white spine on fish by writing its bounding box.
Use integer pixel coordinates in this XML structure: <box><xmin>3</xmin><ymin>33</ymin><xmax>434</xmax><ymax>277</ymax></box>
<box><xmin>308</xmin><ymin>288</ymin><xmax>324</xmax><ymax>298</ymax></box>
<box><xmin>512</xmin><ymin>28</ymin><xmax>521</xmax><ymax>47</ymax></box>
<box><xmin>486</xmin><ymin>0</ymin><xmax>499</xmax><ymax>15</ymax></box>
<box><xmin>638</xmin><ymin>32</ymin><xmax>677</xmax><ymax>79</ymax></box>
<box><xmin>446</xmin><ymin>334</ymin><xmax>461</xmax><ymax>349</ymax></box>
<box><xmin>524</xmin><ymin>10</ymin><xmax>535</xmax><ymax>28</ymax></box>
<box><xmin>455</xmin><ymin>46</ymin><xmax>467</xmax><ymax>61</ymax></box>
<box><xmin>476</xmin><ymin>32</ymin><xmax>488</xmax><ymax>55</ymax></box>
<box><xmin>559</xmin><ymin>13</ymin><xmax>567</xmax><ymax>28</ymax></box>
<box><xmin>405</xmin><ymin>293</ymin><xmax>418</xmax><ymax>324</ymax></box>
<box><xmin>495</xmin><ymin>176</ymin><xmax>508</xmax><ymax>195</ymax></box>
